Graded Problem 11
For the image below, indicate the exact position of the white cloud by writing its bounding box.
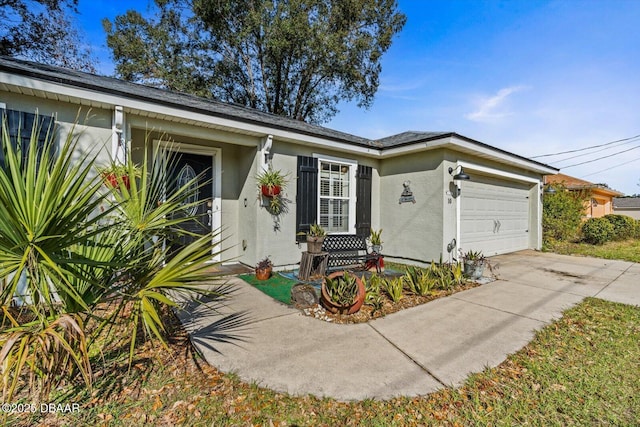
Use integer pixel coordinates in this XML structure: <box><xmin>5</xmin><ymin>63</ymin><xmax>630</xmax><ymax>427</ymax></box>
<box><xmin>465</xmin><ymin>86</ymin><xmax>528</xmax><ymax>122</ymax></box>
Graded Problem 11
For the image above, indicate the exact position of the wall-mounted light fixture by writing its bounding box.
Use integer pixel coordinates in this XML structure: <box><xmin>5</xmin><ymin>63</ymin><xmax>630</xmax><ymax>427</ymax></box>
<box><xmin>448</xmin><ymin>165</ymin><xmax>470</xmax><ymax>181</ymax></box>
<box><xmin>448</xmin><ymin>165</ymin><xmax>470</xmax><ymax>196</ymax></box>
<box><xmin>261</xmin><ymin>134</ymin><xmax>273</xmax><ymax>166</ymax></box>
<box><xmin>543</xmin><ymin>185</ymin><xmax>556</xmax><ymax>195</ymax></box>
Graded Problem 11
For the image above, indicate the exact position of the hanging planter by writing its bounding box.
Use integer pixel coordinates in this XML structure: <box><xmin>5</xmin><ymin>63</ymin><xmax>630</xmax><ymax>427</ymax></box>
<box><xmin>102</xmin><ymin>172</ymin><xmax>130</xmax><ymax>189</ymax></box>
<box><xmin>261</xmin><ymin>184</ymin><xmax>281</xmax><ymax>197</ymax></box>
<box><xmin>98</xmin><ymin>163</ymin><xmax>140</xmax><ymax>190</ymax></box>
<box><xmin>256</xmin><ymin>169</ymin><xmax>287</xmax><ymax>196</ymax></box>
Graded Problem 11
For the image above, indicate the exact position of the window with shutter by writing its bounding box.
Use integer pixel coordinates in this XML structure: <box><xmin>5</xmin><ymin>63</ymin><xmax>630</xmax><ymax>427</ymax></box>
<box><xmin>296</xmin><ymin>155</ymin><xmax>372</xmax><ymax>239</ymax></box>
<box><xmin>296</xmin><ymin>156</ymin><xmax>318</xmax><ymax>241</ymax></box>
<box><xmin>355</xmin><ymin>165</ymin><xmax>372</xmax><ymax>237</ymax></box>
<box><xmin>1</xmin><ymin>109</ymin><xmax>54</xmax><ymax>168</ymax></box>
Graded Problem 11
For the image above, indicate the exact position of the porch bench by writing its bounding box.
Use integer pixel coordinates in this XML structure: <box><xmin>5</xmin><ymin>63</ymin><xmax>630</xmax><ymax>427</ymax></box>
<box><xmin>321</xmin><ymin>234</ymin><xmax>382</xmax><ymax>273</ymax></box>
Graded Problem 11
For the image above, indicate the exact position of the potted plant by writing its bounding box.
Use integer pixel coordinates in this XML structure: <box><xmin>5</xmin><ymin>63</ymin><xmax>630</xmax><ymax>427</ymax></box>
<box><xmin>306</xmin><ymin>223</ymin><xmax>326</xmax><ymax>253</ymax></box>
<box><xmin>255</xmin><ymin>257</ymin><xmax>273</xmax><ymax>280</ymax></box>
<box><xmin>256</xmin><ymin>168</ymin><xmax>287</xmax><ymax>197</ymax></box>
<box><xmin>98</xmin><ymin>163</ymin><xmax>140</xmax><ymax>190</ymax></box>
<box><xmin>320</xmin><ymin>271</ymin><xmax>366</xmax><ymax>314</ymax></box>
<box><xmin>460</xmin><ymin>249</ymin><xmax>486</xmax><ymax>280</ymax></box>
<box><xmin>368</xmin><ymin>228</ymin><xmax>383</xmax><ymax>253</ymax></box>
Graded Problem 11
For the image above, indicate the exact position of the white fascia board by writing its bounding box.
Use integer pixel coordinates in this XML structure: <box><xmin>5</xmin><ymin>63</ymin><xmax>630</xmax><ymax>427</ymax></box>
<box><xmin>378</xmin><ymin>136</ymin><xmax>452</xmax><ymax>158</ymax></box>
<box><xmin>450</xmin><ymin>136</ymin><xmax>557</xmax><ymax>175</ymax></box>
<box><xmin>457</xmin><ymin>161</ymin><xmax>541</xmax><ymax>184</ymax></box>
<box><xmin>380</xmin><ymin>134</ymin><xmax>557</xmax><ymax>175</ymax></box>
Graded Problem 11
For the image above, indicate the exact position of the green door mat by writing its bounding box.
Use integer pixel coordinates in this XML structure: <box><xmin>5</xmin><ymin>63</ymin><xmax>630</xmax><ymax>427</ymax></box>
<box><xmin>239</xmin><ymin>273</ymin><xmax>299</xmax><ymax>305</ymax></box>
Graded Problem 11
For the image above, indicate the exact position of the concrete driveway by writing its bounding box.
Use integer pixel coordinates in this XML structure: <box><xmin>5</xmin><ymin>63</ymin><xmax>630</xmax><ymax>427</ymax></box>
<box><xmin>177</xmin><ymin>250</ymin><xmax>639</xmax><ymax>401</ymax></box>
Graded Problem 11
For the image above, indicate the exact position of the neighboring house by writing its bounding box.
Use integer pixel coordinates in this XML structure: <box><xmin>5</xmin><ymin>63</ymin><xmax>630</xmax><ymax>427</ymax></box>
<box><xmin>0</xmin><ymin>57</ymin><xmax>557</xmax><ymax>267</ymax></box>
<box><xmin>544</xmin><ymin>173</ymin><xmax>623</xmax><ymax>219</ymax></box>
<box><xmin>613</xmin><ymin>197</ymin><xmax>640</xmax><ymax>220</ymax></box>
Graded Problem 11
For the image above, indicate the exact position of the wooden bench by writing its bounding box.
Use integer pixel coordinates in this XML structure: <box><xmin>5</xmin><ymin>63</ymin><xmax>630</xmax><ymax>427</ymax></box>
<box><xmin>321</xmin><ymin>234</ymin><xmax>382</xmax><ymax>273</ymax></box>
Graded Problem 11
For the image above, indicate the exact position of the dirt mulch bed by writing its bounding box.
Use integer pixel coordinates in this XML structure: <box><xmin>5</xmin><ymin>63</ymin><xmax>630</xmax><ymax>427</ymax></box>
<box><xmin>304</xmin><ymin>281</ymin><xmax>481</xmax><ymax>324</ymax></box>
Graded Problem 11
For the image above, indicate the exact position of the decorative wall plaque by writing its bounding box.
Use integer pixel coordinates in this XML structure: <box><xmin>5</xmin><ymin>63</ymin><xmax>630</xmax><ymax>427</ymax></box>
<box><xmin>399</xmin><ymin>180</ymin><xmax>416</xmax><ymax>204</ymax></box>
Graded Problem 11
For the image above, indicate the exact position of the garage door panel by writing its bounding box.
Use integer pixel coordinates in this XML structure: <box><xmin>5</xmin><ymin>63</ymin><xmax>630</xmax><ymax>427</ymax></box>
<box><xmin>460</xmin><ymin>176</ymin><xmax>532</xmax><ymax>256</ymax></box>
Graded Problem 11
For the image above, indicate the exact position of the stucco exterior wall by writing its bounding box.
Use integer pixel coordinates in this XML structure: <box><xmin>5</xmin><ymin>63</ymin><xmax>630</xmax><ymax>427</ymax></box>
<box><xmin>379</xmin><ymin>150</ymin><xmax>445</xmax><ymax>264</ymax></box>
<box><xmin>260</xmin><ymin>140</ymin><xmax>381</xmax><ymax>268</ymax></box>
<box><xmin>0</xmin><ymin>93</ymin><xmax>113</xmax><ymax>166</ymax></box>
<box><xmin>129</xmin><ymin>126</ymin><xmax>259</xmax><ymax>264</ymax></box>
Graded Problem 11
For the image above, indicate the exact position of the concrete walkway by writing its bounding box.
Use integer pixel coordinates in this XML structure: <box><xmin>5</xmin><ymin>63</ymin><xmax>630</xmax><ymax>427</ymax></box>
<box><xmin>177</xmin><ymin>251</ymin><xmax>640</xmax><ymax>401</ymax></box>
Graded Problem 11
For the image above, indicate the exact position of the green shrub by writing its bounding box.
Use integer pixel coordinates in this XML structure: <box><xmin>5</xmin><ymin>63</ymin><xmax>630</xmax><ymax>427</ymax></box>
<box><xmin>582</xmin><ymin>217</ymin><xmax>614</xmax><ymax>244</ymax></box>
<box><xmin>604</xmin><ymin>214</ymin><xmax>636</xmax><ymax>240</ymax></box>
<box><xmin>543</xmin><ymin>184</ymin><xmax>589</xmax><ymax>244</ymax></box>
<box><xmin>636</xmin><ymin>220</ymin><xmax>640</xmax><ymax>239</ymax></box>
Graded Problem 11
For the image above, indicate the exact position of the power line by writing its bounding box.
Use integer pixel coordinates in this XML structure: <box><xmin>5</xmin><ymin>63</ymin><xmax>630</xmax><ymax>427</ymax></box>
<box><xmin>560</xmin><ymin>144</ymin><xmax>640</xmax><ymax>168</ymax></box>
<box><xmin>531</xmin><ymin>134</ymin><xmax>640</xmax><ymax>159</ymax></box>
<box><xmin>552</xmin><ymin>139</ymin><xmax>639</xmax><ymax>164</ymax></box>
<box><xmin>581</xmin><ymin>154</ymin><xmax>640</xmax><ymax>178</ymax></box>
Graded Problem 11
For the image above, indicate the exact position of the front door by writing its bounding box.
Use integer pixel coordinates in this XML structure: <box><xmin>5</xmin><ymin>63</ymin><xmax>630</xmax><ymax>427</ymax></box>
<box><xmin>169</xmin><ymin>151</ymin><xmax>213</xmax><ymax>253</ymax></box>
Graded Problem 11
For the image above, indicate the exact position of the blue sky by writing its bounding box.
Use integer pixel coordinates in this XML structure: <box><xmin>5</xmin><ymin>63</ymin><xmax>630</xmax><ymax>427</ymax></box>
<box><xmin>77</xmin><ymin>0</ymin><xmax>640</xmax><ymax>195</ymax></box>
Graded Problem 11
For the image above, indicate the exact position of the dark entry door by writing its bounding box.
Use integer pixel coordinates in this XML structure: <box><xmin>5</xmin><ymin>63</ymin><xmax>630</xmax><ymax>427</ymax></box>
<box><xmin>169</xmin><ymin>152</ymin><xmax>213</xmax><ymax>251</ymax></box>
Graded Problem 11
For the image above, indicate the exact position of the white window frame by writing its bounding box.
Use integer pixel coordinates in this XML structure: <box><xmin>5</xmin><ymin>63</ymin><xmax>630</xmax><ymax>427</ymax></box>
<box><xmin>313</xmin><ymin>154</ymin><xmax>357</xmax><ymax>234</ymax></box>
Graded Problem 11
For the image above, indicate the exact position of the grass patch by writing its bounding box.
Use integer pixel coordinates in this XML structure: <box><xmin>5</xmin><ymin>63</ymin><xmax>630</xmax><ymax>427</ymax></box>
<box><xmin>238</xmin><ymin>273</ymin><xmax>299</xmax><ymax>304</ymax></box>
<box><xmin>546</xmin><ymin>238</ymin><xmax>640</xmax><ymax>263</ymax></box>
<box><xmin>10</xmin><ymin>298</ymin><xmax>639</xmax><ymax>426</ymax></box>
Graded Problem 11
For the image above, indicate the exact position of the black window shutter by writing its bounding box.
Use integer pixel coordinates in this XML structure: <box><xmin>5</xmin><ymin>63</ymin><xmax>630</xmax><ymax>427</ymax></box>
<box><xmin>1</xmin><ymin>109</ymin><xmax>55</xmax><ymax>167</ymax></box>
<box><xmin>355</xmin><ymin>165</ymin><xmax>372</xmax><ymax>237</ymax></box>
<box><xmin>296</xmin><ymin>156</ymin><xmax>318</xmax><ymax>242</ymax></box>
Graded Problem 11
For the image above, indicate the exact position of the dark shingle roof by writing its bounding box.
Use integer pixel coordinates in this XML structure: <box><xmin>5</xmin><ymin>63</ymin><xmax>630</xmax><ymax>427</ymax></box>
<box><xmin>613</xmin><ymin>197</ymin><xmax>640</xmax><ymax>208</ymax></box>
<box><xmin>0</xmin><ymin>56</ymin><xmax>556</xmax><ymax>173</ymax></box>
<box><xmin>0</xmin><ymin>56</ymin><xmax>375</xmax><ymax>148</ymax></box>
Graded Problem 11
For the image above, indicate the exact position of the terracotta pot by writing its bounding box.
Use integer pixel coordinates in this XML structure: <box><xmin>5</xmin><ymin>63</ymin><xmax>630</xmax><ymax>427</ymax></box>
<box><xmin>261</xmin><ymin>185</ymin><xmax>281</xmax><ymax>197</ymax></box>
<box><xmin>306</xmin><ymin>236</ymin><xmax>325</xmax><ymax>253</ymax></box>
<box><xmin>103</xmin><ymin>172</ymin><xmax>130</xmax><ymax>189</ymax></box>
<box><xmin>255</xmin><ymin>266</ymin><xmax>272</xmax><ymax>281</ymax></box>
<box><xmin>320</xmin><ymin>271</ymin><xmax>365</xmax><ymax>315</ymax></box>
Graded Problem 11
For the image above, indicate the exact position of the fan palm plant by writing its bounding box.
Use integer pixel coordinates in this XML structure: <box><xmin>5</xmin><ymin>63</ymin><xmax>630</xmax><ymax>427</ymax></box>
<box><xmin>0</xmin><ymin>118</ymin><xmax>230</xmax><ymax>402</ymax></box>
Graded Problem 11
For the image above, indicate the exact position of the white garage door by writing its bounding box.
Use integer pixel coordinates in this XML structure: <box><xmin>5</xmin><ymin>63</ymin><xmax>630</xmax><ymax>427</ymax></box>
<box><xmin>460</xmin><ymin>175</ymin><xmax>532</xmax><ymax>256</ymax></box>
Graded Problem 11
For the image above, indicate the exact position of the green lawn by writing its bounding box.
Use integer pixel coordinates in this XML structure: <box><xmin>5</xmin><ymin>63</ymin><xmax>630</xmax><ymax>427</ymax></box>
<box><xmin>546</xmin><ymin>238</ymin><xmax>640</xmax><ymax>263</ymax></box>
<box><xmin>12</xmin><ymin>298</ymin><xmax>640</xmax><ymax>426</ymax></box>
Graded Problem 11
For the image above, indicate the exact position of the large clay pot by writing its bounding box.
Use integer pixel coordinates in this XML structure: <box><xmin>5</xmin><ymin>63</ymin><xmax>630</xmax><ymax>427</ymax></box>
<box><xmin>320</xmin><ymin>271</ymin><xmax>366</xmax><ymax>315</ymax></box>
<box><xmin>261</xmin><ymin>185</ymin><xmax>281</xmax><ymax>197</ymax></box>
<box><xmin>306</xmin><ymin>236</ymin><xmax>325</xmax><ymax>253</ymax></box>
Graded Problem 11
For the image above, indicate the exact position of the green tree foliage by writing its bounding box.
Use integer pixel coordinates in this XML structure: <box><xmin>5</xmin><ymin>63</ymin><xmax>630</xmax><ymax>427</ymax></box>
<box><xmin>104</xmin><ymin>0</ymin><xmax>406</xmax><ymax>124</ymax></box>
<box><xmin>0</xmin><ymin>116</ymin><xmax>228</xmax><ymax>401</ymax></box>
<box><xmin>0</xmin><ymin>0</ymin><xmax>96</xmax><ymax>71</ymax></box>
<box><xmin>542</xmin><ymin>184</ymin><xmax>589</xmax><ymax>245</ymax></box>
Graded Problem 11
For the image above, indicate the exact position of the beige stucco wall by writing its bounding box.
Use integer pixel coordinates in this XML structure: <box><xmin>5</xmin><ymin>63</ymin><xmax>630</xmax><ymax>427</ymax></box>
<box><xmin>128</xmin><ymin>126</ymin><xmax>259</xmax><ymax>264</ymax></box>
<box><xmin>0</xmin><ymin>92</ymin><xmax>113</xmax><ymax>166</ymax></box>
<box><xmin>1</xmin><ymin>89</ymin><xmax>547</xmax><ymax>268</ymax></box>
<box><xmin>379</xmin><ymin>150</ymin><xmax>446</xmax><ymax>264</ymax></box>
<box><xmin>260</xmin><ymin>140</ymin><xmax>381</xmax><ymax>268</ymax></box>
